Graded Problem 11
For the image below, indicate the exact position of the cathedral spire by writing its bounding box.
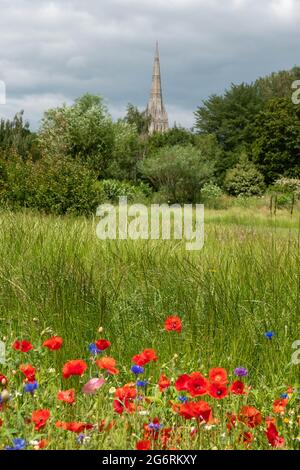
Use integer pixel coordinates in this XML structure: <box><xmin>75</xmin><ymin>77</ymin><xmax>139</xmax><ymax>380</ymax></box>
<box><xmin>146</xmin><ymin>42</ymin><xmax>169</xmax><ymax>134</ymax></box>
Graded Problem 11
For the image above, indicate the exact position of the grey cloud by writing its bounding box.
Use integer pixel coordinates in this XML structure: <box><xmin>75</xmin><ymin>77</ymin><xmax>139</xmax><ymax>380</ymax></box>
<box><xmin>0</xmin><ymin>0</ymin><xmax>299</xmax><ymax>129</ymax></box>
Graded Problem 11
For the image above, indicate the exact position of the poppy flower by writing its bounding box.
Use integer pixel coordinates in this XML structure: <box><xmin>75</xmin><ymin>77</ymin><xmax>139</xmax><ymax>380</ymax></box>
<box><xmin>209</xmin><ymin>382</ymin><xmax>228</xmax><ymax>399</ymax></box>
<box><xmin>226</xmin><ymin>412</ymin><xmax>237</xmax><ymax>431</ymax></box>
<box><xmin>158</xmin><ymin>374</ymin><xmax>171</xmax><ymax>392</ymax></box>
<box><xmin>164</xmin><ymin>316</ymin><xmax>182</xmax><ymax>333</ymax></box>
<box><xmin>12</xmin><ymin>340</ymin><xmax>33</xmax><ymax>353</ymax></box>
<box><xmin>62</xmin><ymin>360</ymin><xmax>87</xmax><ymax>379</ymax></box>
<box><xmin>31</xmin><ymin>409</ymin><xmax>50</xmax><ymax>431</ymax></box>
<box><xmin>96</xmin><ymin>357</ymin><xmax>119</xmax><ymax>375</ymax></box>
<box><xmin>98</xmin><ymin>419</ymin><xmax>115</xmax><ymax>433</ymax></box>
<box><xmin>273</xmin><ymin>398</ymin><xmax>288</xmax><ymax>414</ymax></box>
<box><xmin>113</xmin><ymin>385</ymin><xmax>137</xmax><ymax>414</ymax></box>
<box><xmin>132</xmin><ymin>349</ymin><xmax>158</xmax><ymax>367</ymax></box>
<box><xmin>230</xmin><ymin>380</ymin><xmax>246</xmax><ymax>395</ymax></box>
<box><xmin>0</xmin><ymin>374</ymin><xmax>8</xmax><ymax>386</ymax></box>
<box><xmin>136</xmin><ymin>440</ymin><xmax>151</xmax><ymax>450</ymax></box>
<box><xmin>240</xmin><ymin>432</ymin><xmax>253</xmax><ymax>446</ymax></box>
<box><xmin>178</xmin><ymin>401</ymin><xmax>212</xmax><ymax>422</ymax></box>
<box><xmin>239</xmin><ymin>406</ymin><xmax>262</xmax><ymax>428</ymax></box>
<box><xmin>56</xmin><ymin>421</ymin><xmax>93</xmax><ymax>433</ymax></box>
<box><xmin>82</xmin><ymin>378</ymin><xmax>105</xmax><ymax>395</ymax></box>
<box><xmin>43</xmin><ymin>336</ymin><xmax>63</xmax><ymax>351</ymax></box>
<box><xmin>175</xmin><ymin>374</ymin><xmax>191</xmax><ymax>392</ymax></box>
<box><xmin>57</xmin><ymin>389</ymin><xmax>75</xmax><ymax>404</ymax></box>
<box><xmin>187</xmin><ymin>372</ymin><xmax>209</xmax><ymax>397</ymax></box>
<box><xmin>20</xmin><ymin>364</ymin><xmax>36</xmax><ymax>383</ymax></box>
<box><xmin>95</xmin><ymin>339</ymin><xmax>111</xmax><ymax>351</ymax></box>
<box><xmin>37</xmin><ymin>440</ymin><xmax>48</xmax><ymax>449</ymax></box>
<box><xmin>209</xmin><ymin>368</ymin><xmax>228</xmax><ymax>385</ymax></box>
<box><xmin>266</xmin><ymin>422</ymin><xmax>285</xmax><ymax>448</ymax></box>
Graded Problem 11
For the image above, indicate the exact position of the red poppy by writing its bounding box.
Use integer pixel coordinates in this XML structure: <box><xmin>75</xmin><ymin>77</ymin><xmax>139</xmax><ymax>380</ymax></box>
<box><xmin>209</xmin><ymin>368</ymin><xmax>228</xmax><ymax>385</ymax></box>
<box><xmin>136</xmin><ymin>440</ymin><xmax>151</xmax><ymax>450</ymax></box>
<box><xmin>266</xmin><ymin>422</ymin><xmax>285</xmax><ymax>448</ymax></box>
<box><xmin>37</xmin><ymin>440</ymin><xmax>48</xmax><ymax>449</ymax></box>
<box><xmin>239</xmin><ymin>406</ymin><xmax>262</xmax><ymax>428</ymax></box>
<box><xmin>96</xmin><ymin>357</ymin><xmax>119</xmax><ymax>375</ymax></box>
<box><xmin>188</xmin><ymin>372</ymin><xmax>209</xmax><ymax>397</ymax></box>
<box><xmin>114</xmin><ymin>385</ymin><xmax>137</xmax><ymax>414</ymax></box>
<box><xmin>62</xmin><ymin>360</ymin><xmax>87</xmax><ymax>379</ymax></box>
<box><xmin>178</xmin><ymin>401</ymin><xmax>212</xmax><ymax>422</ymax></box>
<box><xmin>226</xmin><ymin>412</ymin><xmax>237</xmax><ymax>431</ymax></box>
<box><xmin>31</xmin><ymin>409</ymin><xmax>50</xmax><ymax>431</ymax></box>
<box><xmin>43</xmin><ymin>336</ymin><xmax>63</xmax><ymax>351</ymax></box>
<box><xmin>98</xmin><ymin>419</ymin><xmax>115</xmax><ymax>433</ymax></box>
<box><xmin>158</xmin><ymin>374</ymin><xmax>171</xmax><ymax>392</ymax></box>
<box><xmin>164</xmin><ymin>316</ymin><xmax>182</xmax><ymax>333</ymax></box>
<box><xmin>132</xmin><ymin>349</ymin><xmax>158</xmax><ymax>366</ymax></box>
<box><xmin>95</xmin><ymin>339</ymin><xmax>111</xmax><ymax>351</ymax></box>
<box><xmin>230</xmin><ymin>380</ymin><xmax>246</xmax><ymax>395</ymax></box>
<box><xmin>273</xmin><ymin>398</ymin><xmax>288</xmax><ymax>414</ymax></box>
<box><xmin>240</xmin><ymin>432</ymin><xmax>253</xmax><ymax>446</ymax></box>
<box><xmin>56</xmin><ymin>421</ymin><xmax>93</xmax><ymax>433</ymax></box>
<box><xmin>0</xmin><ymin>374</ymin><xmax>8</xmax><ymax>386</ymax></box>
<box><xmin>57</xmin><ymin>389</ymin><xmax>75</xmax><ymax>404</ymax></box>
<box><xmin>175</xmin><ymin>374</ymin><xmax>191</xmax><ymax>391</ymax></box>
<box><xmin>20</xmin><ymin>364</ymin><xmax>36</xmax><ymax>383</ymax></box>
<box><xmin>12</xmin><ymin>340</ymin><xmax>33</xmax><ymax>353</ymax></box>
<box><xmin>160</xmin><ymin>428</ymin><xmax>173</xmax><ymax>449</ymax></box>
<box><xmin>209</xmin><ymin>382</ymin><xmax>228</xmax><ymax>399</ymax></box>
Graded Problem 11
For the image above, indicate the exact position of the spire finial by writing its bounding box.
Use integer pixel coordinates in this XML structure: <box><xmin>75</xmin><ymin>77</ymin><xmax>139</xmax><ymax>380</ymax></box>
<box><xmin>155</xmin><ymin>40</ymin><xmax>159</xmax><ymax>58</ymax></box>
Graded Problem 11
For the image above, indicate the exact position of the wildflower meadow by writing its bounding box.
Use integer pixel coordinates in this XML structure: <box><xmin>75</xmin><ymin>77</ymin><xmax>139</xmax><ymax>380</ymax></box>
<box><xmin>0</xmin><ymin>208</ymin><xmax>299</xmax><ymax>450</ymax></box>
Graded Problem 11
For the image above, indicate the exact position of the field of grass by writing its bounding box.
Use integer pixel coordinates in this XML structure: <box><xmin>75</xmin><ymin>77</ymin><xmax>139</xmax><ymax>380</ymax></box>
<box><xmin>0</xmin><ymin>207</ymin><xmax>299</xmax><ymax>450</ymax></box>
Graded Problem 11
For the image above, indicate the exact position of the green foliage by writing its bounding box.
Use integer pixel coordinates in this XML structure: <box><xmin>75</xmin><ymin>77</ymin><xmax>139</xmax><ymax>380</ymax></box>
<box><xmin>147</xmin><ymin>126</ymin><xmax>195</xmax><ymax>151</ymax></box>
<box><xmin>255</xmin><ymin>66</ymin><xmax>300</xmax><ymax>101</ymax></box>
<box><xmin>252</xmin><ymin>98</ymin><xmax>300</xmax><ymax>184</ymax></box>
<box><xmin>194</xmin><ymin>83</ymin><xmax>264</xmax><ymax>151</ymax></box>
<box><xmin>1</xmin><ymin>154</ymin><xmax>101</xmax><ymax>215</ymax></box>
<box><xmin>38</xmin><ymin>94</ymin><xmax>115</xmax><ymax>177</ymax></box>
<box><xmin>272</xmin><ymin>177</ymin><xmax>300</xmax><ymax>198</ymax></box>
<box><xmin>98</xmin><ymin>179</ymin><xmax>151</xmax><ymax>203</ymax></box>
<box><xmin>140</xmin><ymin>144</ymin><xmax>215</xmax><ymax>203</ymax></box>
<box><xmin>224</xmin><ymin>154</ymin><xmax>266</xmax><ymax>197</ymax></box>
<box><xmin>124</xmin><ymin>103</ymin><xmax>150</xmax><ymax>135</ymax></box>
<box><xmin>200</xmin><ymin>182</ymin><xmax>223</xmax><ymax>208</ymax></box>
<box><xmin>0</xmin><ymin>111</ymin><xmax>39</xmax><ymax>160</ymax></box>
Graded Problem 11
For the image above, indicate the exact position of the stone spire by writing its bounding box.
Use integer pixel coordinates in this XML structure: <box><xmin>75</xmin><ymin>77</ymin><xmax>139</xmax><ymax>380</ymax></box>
<box><xmin>146</xmin><ymin>41</ymin><xmax>169</xmax><ymax>134</ymax></box>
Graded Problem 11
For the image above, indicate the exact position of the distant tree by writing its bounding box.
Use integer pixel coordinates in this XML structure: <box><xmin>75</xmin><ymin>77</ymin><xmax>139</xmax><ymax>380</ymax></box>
<box><xmin>255</xmin><ymin>67</ymin><xmax>300</xmax><ymax>101</ymax></box>
<box><xmin>38</xmin><ymin>94</ymin><xmax>115</xmax><ymax>177</ymax></box>
<box><xmin>147</xmin><ymin>126</ymin><xmax>195</xmax><ymax>151</ymax></box>
<box><xmin>139</xmin><ymin>144</ymin><xmax>215</xmax><ymax>203</ymax></box>
<box><xmin>194</xmin><ymin>83</ymin><xmax>264</xmax><ymax>151</ymax></box>
<box><xmin>0</xmin><ymin>111</ymin><xmax>39</xmax><ymax>160</ymax></box>
<box><xmin>125</xmin><ymin>104</ymin><xmax>150</xmax><ymax>135</ymax></box>
<box><xmin>252</xmin><ymin>98</ymin><xmax>300</xmax><ymax>183</ymax></box>
<box><xmin>224</xmin><ymin>154</ymin><xmax>266</xmax><ymax>197</ymax></box>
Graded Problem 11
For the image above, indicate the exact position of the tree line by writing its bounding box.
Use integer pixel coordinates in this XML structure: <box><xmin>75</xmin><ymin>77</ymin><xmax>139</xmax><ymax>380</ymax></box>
<box><xmin>0</xmin><ymin>67</ymin><xmax>299</xmax><ymax>214</ymax></box>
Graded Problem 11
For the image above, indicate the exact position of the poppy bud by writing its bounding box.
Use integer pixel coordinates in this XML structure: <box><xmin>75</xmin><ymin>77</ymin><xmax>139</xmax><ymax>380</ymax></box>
<box><xmin>1</xmin><ymin>389</ymin><xmax>10</xmax><ymax>402</ymax></box>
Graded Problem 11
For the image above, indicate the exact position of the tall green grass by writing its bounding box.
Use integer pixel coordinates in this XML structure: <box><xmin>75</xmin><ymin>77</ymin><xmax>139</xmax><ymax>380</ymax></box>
<box><xmin>0</xmin><ymin>207</ymin><xmax>299</xmax><ymax>449</ymax></box>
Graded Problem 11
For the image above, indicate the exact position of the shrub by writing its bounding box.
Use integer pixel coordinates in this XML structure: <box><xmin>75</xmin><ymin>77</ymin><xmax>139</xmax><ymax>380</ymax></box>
<box><xmin>200</xmin><ymin>183</ymin><xmax>223</xmax><ymax>208</ymax></box>
<box><xmin>99</xmin><ymin>179</ymin><xmax>151</xmax><ymax>203</ymax></box>
<box><xmin>1</xmin><ymin>155</ymin><xmax>102</xmax><ymax>215</ymax></box>
<box><xmin>272</xmin><ymin>177</ymin><xmax>300</xmax><ymax>199</ymax></box>
<box><xmin>224</xmin><ymin>155</ymin><xmax>265</xmax><ymax>197</ymax></box>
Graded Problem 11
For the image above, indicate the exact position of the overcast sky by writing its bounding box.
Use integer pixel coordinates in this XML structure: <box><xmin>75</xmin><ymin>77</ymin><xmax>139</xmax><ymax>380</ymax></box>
<box><xmin>0</xmin><ymin>0</ymin><xmax>299</xmax><ymax>129</ymax></box>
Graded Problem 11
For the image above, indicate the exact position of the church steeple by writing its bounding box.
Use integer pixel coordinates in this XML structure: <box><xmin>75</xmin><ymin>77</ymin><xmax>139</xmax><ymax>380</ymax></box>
<box><xmin>146</xmin><ymin>42</ymin><xmax>169</xmax><ymax>134</ymax></box>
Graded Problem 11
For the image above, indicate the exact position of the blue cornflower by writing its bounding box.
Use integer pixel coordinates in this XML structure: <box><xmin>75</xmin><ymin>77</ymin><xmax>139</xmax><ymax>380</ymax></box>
<box><xmin>76</xmin><ymin>434</ymin><xmax>85</xmax><ymax>444</ymax></box>
<box><xmin>149</xmin><ymin>422</ymin><xmax>163</xmax><ymax>431</ymax></box>
<box><xmin>24</xmin><ymin>381</ymin><xmax>38</xmax><ymax>393</ymax></box>
<box><xmin>5</xmin><ymin>438</ymin><xmax>26</xmax><ymax>451</ymax></box>
<box><xmin>234</xmin><ymin>367</ymin><xmax>248</xmax><ymax>377</ymax></box>
<box><xmin>178</xmin><ymin>395</ymin><xmax>188</xmax><ymax>403</ymax></box>
<box><xmin>136</xmin><ymin>380</ymin><xmax>148</xmax><ymax>388</ymax></box>
<box><xmin>280</xmin><ymin>393</ymin><xmax>288</xmax><ymax>399</ymax></box>
<box><xmin>89</xmin><ymin>343</ymin><xmax>101</xmax><ymax>355</ymax></box>
<box><xmin>131</xmin><ymin>365</ymin><xmax>145</xmax><ymax>375</ymax></box>
<box><xmin>264</xmin><ymin>331</ymin><xmax>275</xmax><ymax>340</ymax></box>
